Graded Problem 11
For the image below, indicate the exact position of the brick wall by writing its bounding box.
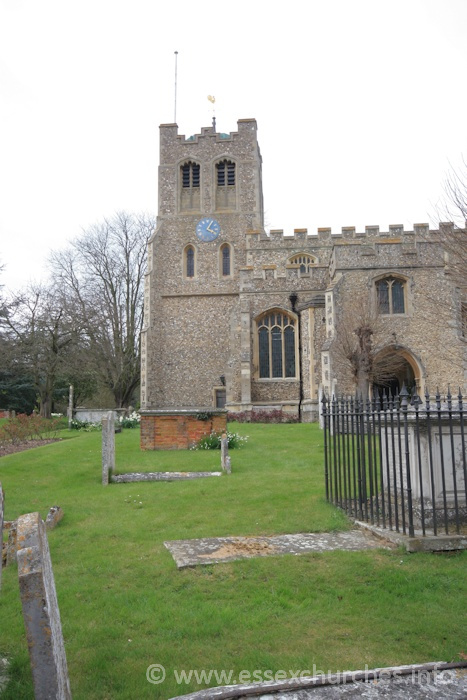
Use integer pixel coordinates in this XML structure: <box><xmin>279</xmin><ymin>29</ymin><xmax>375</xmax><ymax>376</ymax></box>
<box><xmin>140</xmin><ymin>412</ymin><xmax>227</xmax><ymax>450</ymax></box>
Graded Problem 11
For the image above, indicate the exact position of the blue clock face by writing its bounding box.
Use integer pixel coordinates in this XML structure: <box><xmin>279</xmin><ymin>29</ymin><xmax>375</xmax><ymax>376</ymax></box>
<box><xmin>196</xmin><ymin>217</ymin><xmax>221</xmax><ymax>242</ymax></box>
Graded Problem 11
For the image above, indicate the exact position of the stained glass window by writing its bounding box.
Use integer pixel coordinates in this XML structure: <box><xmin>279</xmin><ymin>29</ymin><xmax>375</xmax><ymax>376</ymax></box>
<box><xmin>377</xmin><ymin>277</ymin><xmax>406</xmax><ymax>314</ymax></box>
<box><xmin>258</xmin><ymin>327</ymin><xmax>270</xmax><ymax>378</ymax></box>
<box><xmin>392</xmin><ymin>280</ymin><xmax>405</xmax><ymax>314</ymax></box>
<box><xmin>289</xmin><ymin>254</ymin><xmax>316</xmax><ymax>273</ymax></box>
<box><xmin>257</xmin><ymin>311</ymin><xmax>296</xmax><ymax>379</ymax></box>
<box><xmin>271</xmin><ymin>327</ymin><xmax>283</xmax><ymax>377</ymax></box>
<box><xmin>284</xmin><ymin>326</ymin><xmax>296</xmax><ymax>377</ymax></box>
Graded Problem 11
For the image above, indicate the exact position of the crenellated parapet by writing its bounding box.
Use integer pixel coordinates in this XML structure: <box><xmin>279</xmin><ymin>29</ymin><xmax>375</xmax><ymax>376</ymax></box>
<box><xmin>157</xmin><ymin>118</ymin><xmax>263</xmax><ymax>225</ymax></box>
<box><xmin>241</xmin><ymin>222</ymin><xmax>463</xmax><ymax>282</ymax></box>
<box><xmin>159</xmin><ymin>119</ymin><xmax>259</xmax><ymax>164</ymax></box>
<box><xmin>257</xmin><ymin>223</ymin><xmax>446</xmax><ymax>245</ymax></box>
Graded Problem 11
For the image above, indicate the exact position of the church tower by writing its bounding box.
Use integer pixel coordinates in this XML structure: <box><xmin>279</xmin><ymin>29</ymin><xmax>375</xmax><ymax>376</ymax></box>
<box><xmin>140</xmin><ymin>117</ymin><xmax>465</xmax><ymax>451</ymax></box>
<box><xmin>140</xmin><ymin>119</ymin><xmax>264</xmax><ymax>445</ymax></box>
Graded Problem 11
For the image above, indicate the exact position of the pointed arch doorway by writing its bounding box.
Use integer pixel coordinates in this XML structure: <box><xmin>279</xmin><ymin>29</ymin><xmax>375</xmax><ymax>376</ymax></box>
<box><xmin>372</xmin><ymin>346</ymin><xmax>424</xmax><ymax>399</ymax></box>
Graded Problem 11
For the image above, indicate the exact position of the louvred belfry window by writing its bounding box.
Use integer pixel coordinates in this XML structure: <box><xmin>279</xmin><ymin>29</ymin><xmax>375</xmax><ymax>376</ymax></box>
<box><xmin>216</xmin><ymin>159</ymin><xmax>237</xmax><ymax>210</ymax></box>
<box><xmin>180</xmin><ymin>161</ymin><xmax>201</xmax><ymax>212</ymax></box>
<box><xmin>181</xmin><ymin>162</ymin><xmax>200</xmax><ymax>188</ymax></box>
<box><xmin>217</xmin><ymin>160</ymin><xmax>235</xmax><ymax>186</ymax></box>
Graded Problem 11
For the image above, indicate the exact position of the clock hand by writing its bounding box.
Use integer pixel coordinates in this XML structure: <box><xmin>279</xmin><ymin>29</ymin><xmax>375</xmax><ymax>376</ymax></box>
<box><xmin>206</xmin><ymin>220</ymin><xmax>215</xmax><ymax>233</ymax></box>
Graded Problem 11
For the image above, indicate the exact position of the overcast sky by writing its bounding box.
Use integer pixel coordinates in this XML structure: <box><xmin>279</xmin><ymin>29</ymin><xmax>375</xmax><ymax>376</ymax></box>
<box><xmin>1</xmin><ymin>0</ymin><xmax>466</xmax><ymax>291</ymax></box>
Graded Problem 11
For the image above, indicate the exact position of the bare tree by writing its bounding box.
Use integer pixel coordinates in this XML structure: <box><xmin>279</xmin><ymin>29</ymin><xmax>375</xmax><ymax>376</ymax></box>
<box><xmin>434</xmin><ymin>159</ymin><xmax>467</xmax><ymax>286</ymax></box>
<box><xmin>331</xmin><ymin>291</ymin><xmax>408</xmax><ymax>399</ymax></box>
<box><xmin>3</xmin><ymin>283</ymin><xmax>79</xmax><ymax>417</ymax></box>
<box><xmin>424</xmin><ymin>161</ymin><xmax>467</xmax><ymax>351</ymax></box>
<box><xmin>0</xmin><ymin>260</ymin><xmax>6</xmax><ymax>322</ymax></box>
<box><xmin>50</xmin><ymin>212</ymin><xmax>155</xmax><ymax>408</ymax></box>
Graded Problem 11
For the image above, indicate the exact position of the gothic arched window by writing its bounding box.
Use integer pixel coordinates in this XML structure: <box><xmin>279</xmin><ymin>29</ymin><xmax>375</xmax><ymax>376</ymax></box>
<box><xmin>256</xmin><ymin>311</ymin><xmax>297</xmax><ymax>379</ymax></box>
<box><xmin>376</xmin><ymin>276</ymin><xmax>406</xmax><ymax>314</ymax></box>
<box><xmin>288</xmin><ymin>253</ymin><xmax>316</xmax><ymax>274</ymax></box>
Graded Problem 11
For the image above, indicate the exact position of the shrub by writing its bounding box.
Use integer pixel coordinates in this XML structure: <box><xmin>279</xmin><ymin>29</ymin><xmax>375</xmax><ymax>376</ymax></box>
<box><xmin>70</xmin><ymin>419</ymin><xmax>102</xmax><ymax>432</ymax></box>
<box><xmin>0</xmin><ymin>413</ymin><xmax>63</xmax><ymax>443</ymax></box>
<box><xmin>71</xmin><ymin>412</ymin><xmax>141</xmax><ymax>432</ymax></box>
<box><xmin>119</xmin><ymin>412</ymin><xmax>140</xmax><ymax>429</ymax></box>
<box><xmin>192</xmin><ymin>430</ymin><xmax>248</xmax><ymax>450</ymax></box>
<box><xmin>196</xmin><ymin>411</ymin><xmax>213</xmax><ymax>421</ymax></box>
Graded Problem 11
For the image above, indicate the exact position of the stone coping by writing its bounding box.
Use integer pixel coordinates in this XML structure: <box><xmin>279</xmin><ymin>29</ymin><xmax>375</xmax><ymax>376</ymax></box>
<box><xmin>111</xmin><ymin>472</ymin><xmax>222</xmax><ymax>483</ymax></box>
<box><xmin>355</xmin><ymin>520</ymin><xmax>467</xmax><ymax>553</ymax></box>
<box><xmin>140</xmin><ymin>408</ymin><xmax>227</xmax><ymax>416</ymax></box>
<box><xmin>168</xmin><ymin>661</ymin><xmax>467</xmax><ymax>700</ymax></box>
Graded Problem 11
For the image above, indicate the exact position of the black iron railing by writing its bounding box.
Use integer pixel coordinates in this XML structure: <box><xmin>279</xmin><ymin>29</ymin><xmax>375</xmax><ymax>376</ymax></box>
<box><xmin>322</xmin><ymin>387</ymin><xmax>466</xmax><ymax>537</ymax></box>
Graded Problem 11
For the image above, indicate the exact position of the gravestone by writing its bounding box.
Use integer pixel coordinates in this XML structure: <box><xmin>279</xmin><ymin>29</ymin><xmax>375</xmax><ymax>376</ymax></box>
<box><xmin>16</xmin><ymin>512</ymin><xmax>72</xmax><ymax>699</ymax></box>
<box><xmin>45</xmin><ymin>506</ymin><xmax>64</xmax><ymax>530</ymax></box>
<box><xmin>6</xmin><ymin>521</ymin><xmax>17</xmax><ymax>565</ymax></box>
<box><xmin>102</xmin><ymin>412</ymin><xmax>115</xmax><ymax>485</ymax></box>
<box><xmin>0</xmin><ymin>483</ymin><xmax>3</xmax><ymax>589</ymax></box>
<box><xmin>67</xmin><ymin>384</ymin><xmax>73</xmax><ymax>430</ymax></box>
<box><xmin>220</xmin><ymin>433</ymin><xmax>231</xmax><ymax>474</ymax></box>
<box><xmin>318</xmin><ymin>385</ymin><xmax>325</xmax><ymax>430</ymax></box>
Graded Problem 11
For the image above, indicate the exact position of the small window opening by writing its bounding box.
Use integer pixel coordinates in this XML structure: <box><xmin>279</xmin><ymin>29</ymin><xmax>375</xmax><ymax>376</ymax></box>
<box><xmin>186</xmin><ymin>247</ymin><xmax>195</xmax><ymax>278</ymax></box>
<box><xmin>221</xmin><ymin>244</ymin><xmax>231</xmax><ymax>276</ymax></box>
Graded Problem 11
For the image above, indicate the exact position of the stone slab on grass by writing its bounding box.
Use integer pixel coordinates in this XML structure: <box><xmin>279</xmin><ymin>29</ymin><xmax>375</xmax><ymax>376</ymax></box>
<box><xmin>169</xmin><ymin>662</ymin><xmax>467</xmax><ymax>700</ymax></box>
<box><xmin>111</xmin><ymin>471</ymin><xmax>222</xmax><ymax>483</ymax></box>
<box><xmin>165</xmin><ymin>530</ymin><xmax>393</xmax><ymax>569</ymax></box>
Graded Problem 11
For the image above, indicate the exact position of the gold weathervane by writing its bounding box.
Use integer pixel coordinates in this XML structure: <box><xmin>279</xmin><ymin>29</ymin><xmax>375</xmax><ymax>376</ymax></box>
<box><xmin>208</xmin><ymin>95</ymin><xmax>216</xmax><ymax>129</ymax></box>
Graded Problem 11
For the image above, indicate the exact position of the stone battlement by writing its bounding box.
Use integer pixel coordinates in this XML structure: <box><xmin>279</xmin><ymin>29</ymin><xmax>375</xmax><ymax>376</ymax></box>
<box><xmin>159</xmin><ymin>118</ymin><xmax>257</xmax><ymax>146</ymax></box>
<box><xmin>242</xmin><ymin>223</ymin><xmax>464</xmax><ymax>249</ymax></box>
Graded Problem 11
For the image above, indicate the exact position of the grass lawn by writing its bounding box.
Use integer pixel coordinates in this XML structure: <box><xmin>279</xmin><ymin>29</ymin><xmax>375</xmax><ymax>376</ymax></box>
<box><xmin>0</xmin><ymin>423</ymin><xmax>465</xmax><ymax>699</ymax></box>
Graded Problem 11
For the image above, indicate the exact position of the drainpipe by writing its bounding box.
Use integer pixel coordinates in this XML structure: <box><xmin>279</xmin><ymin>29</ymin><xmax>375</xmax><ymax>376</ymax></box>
<box><xmin>289</xmin><ymin>293</ymin><xmax>303</xmax><ymax>422</ymax></box>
